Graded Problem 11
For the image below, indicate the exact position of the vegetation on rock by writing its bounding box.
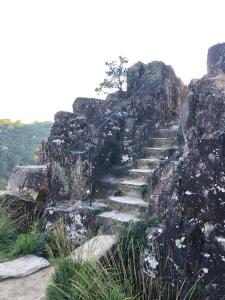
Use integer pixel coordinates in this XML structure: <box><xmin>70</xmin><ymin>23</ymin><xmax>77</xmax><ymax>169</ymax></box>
<box><xmin>95</xmin><ymin>56</ymin><xmax>128</xmax><ymax>95</ymax></box>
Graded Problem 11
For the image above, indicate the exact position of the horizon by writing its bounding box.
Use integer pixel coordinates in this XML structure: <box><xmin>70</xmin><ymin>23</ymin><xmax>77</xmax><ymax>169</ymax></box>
<box><xmin>1</xmin><ymin>0</ymin><xmax>225</xmax><ymax>122</ymax></box>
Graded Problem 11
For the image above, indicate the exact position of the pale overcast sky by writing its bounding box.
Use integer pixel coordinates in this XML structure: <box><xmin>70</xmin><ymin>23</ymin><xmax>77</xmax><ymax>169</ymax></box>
<box><xmin>0</xmin><ymin>0</ymin><xmax>225</xmax><ymax>122</ymax></box>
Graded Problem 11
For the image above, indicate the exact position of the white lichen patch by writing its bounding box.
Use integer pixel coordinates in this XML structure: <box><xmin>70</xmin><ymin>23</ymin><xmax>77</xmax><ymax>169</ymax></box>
<box><xmin>204</xmin><ymin>253</ymin><xmax>210</xmax><ymax>258</ymax></box>
<box><xmin>185</xmin><ymin>191</ymin><xmax>192</xmax><ymax>195</ymax></box>
<box><xmin>216</xmin><ymin>236</ymin><xmax>225</xmax><ymax>250</ymax></box>
<box><xmin>122</xmin><ymin>155</ymin><xmax>129</xmax><ymax>162</ymax></box>
<box><xmin>145</xmin><ymin>255</ymin><xmax>159</xmax><ymax>269</ymax></box>
<box><xmin>203</xmin><ymin>190</ymin><xmax>209</xmax><ymax>197</ymax></box>
<box><xmin>175</xmin><ymin>237</ymin><xmax>186</xmax><ymax>249</ymax></box>
<box><xmin>215</xmin><ymin>184</ymin><xmax>225</xmax><ymax>193</ymax></box>
<box><xmin>202</xmin><ymin>268</ymin><xmax>208</xmax><ymax>274</ymax></box>
<box><xmin>203</xmin><ymin>223</ymin><xmax>215</xmax><ymax>237</ymax></box>
<box><xmin>196</xmin><ymin>171</ymin><xmax>201</xmax><ymax>178</ymax></box>
<box><xmin>52</xmin><ymin>139</ymin><xmax>63</xmax><ymax>145</ymax></box>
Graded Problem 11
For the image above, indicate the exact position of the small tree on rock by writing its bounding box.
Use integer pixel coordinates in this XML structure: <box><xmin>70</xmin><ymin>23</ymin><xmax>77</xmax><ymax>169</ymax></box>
<box><xmin>95</xmin><ymin>56</ymin><xmax>128</xmax><ymax>95</ymax></box>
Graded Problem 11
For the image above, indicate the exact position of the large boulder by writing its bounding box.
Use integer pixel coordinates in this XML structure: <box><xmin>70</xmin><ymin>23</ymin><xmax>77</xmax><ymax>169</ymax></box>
<box><xmin>144</xmin><ymin>43</ymin><xmax>225</xmax><ymax>299</ymax></box>
<box><xmin>127</xmin><ymin>61</ymin><xmax>186</xmax><ymax>124</ymax></box>
<box><xmin>5</xmin><ymin>165</ymin><xmax>48</xmax><ymax>212</ymax></box>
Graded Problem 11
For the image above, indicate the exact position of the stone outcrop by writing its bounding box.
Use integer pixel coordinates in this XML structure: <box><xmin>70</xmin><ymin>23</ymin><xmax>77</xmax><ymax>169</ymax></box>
<box><xmin>0</xmin><ymin>165</ymin><xmax>48</xmax><ymax>221</ymax></box>
<box><xmin>144</xmin><ymin>43</ymin><xmax>225</xmax><ymax>299</ymax></box>
<box><xmin>46</xmin><ymin>61</ymin><xmax>185</xmax><ymax>206</ymax></box>
<box><xmin>7</xmin><ymin>166</ymin><xmax>47</xmax><ymax>196</ymax></box>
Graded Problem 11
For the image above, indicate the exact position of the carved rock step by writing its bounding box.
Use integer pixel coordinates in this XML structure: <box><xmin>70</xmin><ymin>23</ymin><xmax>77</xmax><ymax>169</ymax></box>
<box><xmin>96</xmin><ymin>210</ymin><xmax>139</xmax><ymax>235</ymax></box>
<box><xmin>107</xmin><ymin>195</ymin><xmax>148</xmax><ymax>217</ymax></box>
<box><xmin>99</xmin><ymin>176</ymin><xmax>124</xmax><ymax>190</ymax></box>
<box><xmin>148</xmin><ymin>137</ymin><xmax>174</xmax><ymax>147</ymax></box>
<box><xmin>128</xmin><ymin>168</ymin><xmax>152</xmax><ymax>180</ymax></box>
<box><xmin>120</xmin><ymin>179</ymin><xmax>147</xmax><ymax>198</ymax></box>
<box><xmin>136</xmin><ymin>158</ymin><xmax>159</xmax><ymax>169</ymax></box>
<box><xmin>156</xmin><ymin>128</ymin><xmax>178</xmax><ymax>138</ymax></box>
<box><xmin>143</xmin><ymin>146</ymin><xmax>178</xmax><ymax>158</ymax></box>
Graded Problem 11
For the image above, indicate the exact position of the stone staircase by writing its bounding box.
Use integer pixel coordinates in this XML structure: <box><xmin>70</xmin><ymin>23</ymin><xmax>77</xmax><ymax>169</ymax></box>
<box><xmin>96</xmin><ymin>121</ymin><xmax>179</xmax><ymax>234</ymax></box>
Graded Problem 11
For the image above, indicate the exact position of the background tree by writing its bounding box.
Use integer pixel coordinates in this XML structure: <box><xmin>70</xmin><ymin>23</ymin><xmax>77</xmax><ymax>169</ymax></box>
<box><xmin>95</xmin><ymin>56</ymin><xmax>128</xmax><ymax>95</ymax></box>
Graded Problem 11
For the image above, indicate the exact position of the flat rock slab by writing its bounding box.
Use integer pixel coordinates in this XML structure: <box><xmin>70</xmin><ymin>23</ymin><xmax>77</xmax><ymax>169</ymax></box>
<box><xmin>0</xmin><ymin>255</ymin><xmax>50</xmax><ymax>280</ymax></box>
<box><xmin>0</xmin><ymin>266</ymin><xmax>54</xmax><ymax>300</ymax></box>
<box><xmin>71</xmin><ymin>235</ymin><xmax>117</xmax><ymax>262</ymax></box>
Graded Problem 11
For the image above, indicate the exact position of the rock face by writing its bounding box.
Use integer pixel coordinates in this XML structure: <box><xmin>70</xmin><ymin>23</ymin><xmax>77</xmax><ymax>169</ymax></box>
<box><xmin>46</xmin><ymin>61</ymin><xmax>185</xmax><ymax>205</ymax></box>
<box><xmin>144</xmin><ymin>43</ymin><xmax>225</xmax><ymax>299</ymax></box>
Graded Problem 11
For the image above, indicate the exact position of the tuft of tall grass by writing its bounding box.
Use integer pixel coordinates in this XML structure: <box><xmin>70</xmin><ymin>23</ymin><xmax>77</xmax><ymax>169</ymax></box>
<box><xmin>0</xmin><ymin>198</ymin><xmax>18</xmax><ymax>257</ymax></box>
<box><xmin>9</xmin><ymin>223</ymin><xmax>47</xmax><ymax>258</ymax></box>
<box><xmin>46</xmin><ymin>218</ymin><xmax>74</xmax><ymax>259</ymax></box>
<box><xmin>105</xmin><ymin>220</ymin><xmax>151</xmax><ymax>298</ymax></box>
<box><xmin>46</xmin><ymin>218</ymin><xmax>207</xmax><ymax>300</ymax></box>
<box><xmin>46</xmin><ymin>257</ymin><xmax>134</xmax><ymax>300</ymax></box>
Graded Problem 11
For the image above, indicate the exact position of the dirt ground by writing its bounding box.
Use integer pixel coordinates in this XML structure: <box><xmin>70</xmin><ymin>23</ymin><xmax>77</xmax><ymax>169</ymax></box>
<box><xmin>0</xmin><ymin>267</ymin><xmax>54</xmax><ymax>300</ymax></box>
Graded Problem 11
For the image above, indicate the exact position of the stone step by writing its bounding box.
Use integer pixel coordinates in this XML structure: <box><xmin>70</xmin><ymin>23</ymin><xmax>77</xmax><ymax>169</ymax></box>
<box><xmin>148</xmin><ymin>137</ymin><xmax>174</xmax><ymax>148</ymax></box>
<box><xmin>96</xmin><ymin>210</ymin><xmax>139</xmax><ymax>235</ymax></box>
<box><xmin>167</xmin><ymin>120</ymin><xmax>179</xmax><ymax>127</ymax></box>
<box><xmin>143</xmin><ymin>146</ymin><xmax>178</xmax><ymax>158</ymax></box>
<box><xmin>99</xmin><ymin>176</ymin><xmax>123</xmax><ymax>190</ymax></box>
<box><xmin>136</xmin><ymin>158</ymin><xmax>160</xmax><ymax>169</ymax></box>
<box><xmin>128</xmin><ymin>168</ymin><xmax>152</xmax><ymax>180</ymax></box>
<box><xmin>120</xmin><ymin>179</ymin><xmax>147</xmax><ymax>198</ymax></box>
<box><xmin>107</xmin><ymin>195</ymin><xmax>148</xmax><ymax>217</ymax></box>
<box><xmin>156</xmin><ymin>128</ymin><xmax>178</xmax><ymax>138</ymax></box>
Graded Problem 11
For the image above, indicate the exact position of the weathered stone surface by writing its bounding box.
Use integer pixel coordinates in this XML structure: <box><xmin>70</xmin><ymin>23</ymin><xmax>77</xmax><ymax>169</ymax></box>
<box><xmin>144</xmin><ymin>43</ymin><xmax>225</xmax><ymax>299</ymax></box>
<box><xmin>207</xmin><ymin>42</ymin><xmax>225</xmax><ymax>74</ymax></box>
<box><xmin>44</xmin><ymin>202</ymin><xmax>109</xmax><ymax>246</ymax></box>
<box><xmin>0</xmin><ymin>255</ymin><xmax>50</xmax><ymax>279</ymax></box>
<box><xmin>127</xmin><ymin>61</ymin><xmax>186</xmax><ymax>124</ymax></box>
<box><xmin>0</xmin><ymin>266</ymin><xmax>54</xmax><ymax>300</ymax></box>
<box><xmin>0</xmin><ymin>191</ymin><xmax>36</xmax><ymax>221</ymax></box>
<box><xmin>71</xmin><ymin>235</ymin><xmax>117</xmax><ymax>262</ymax></box>
<box><xmin>6</xmin><ymin>165</ymin><xmax>48</xmax><ymax>210</ymax></box>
